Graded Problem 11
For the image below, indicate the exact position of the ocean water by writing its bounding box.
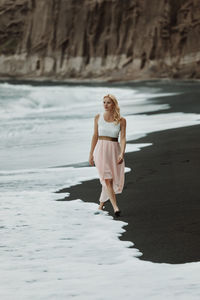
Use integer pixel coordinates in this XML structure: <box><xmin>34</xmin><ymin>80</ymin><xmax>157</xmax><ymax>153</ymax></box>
<box><xmin>0</xmin><ymin>81</ymin><xmax>200</xmax><ymax>299</ymax></box>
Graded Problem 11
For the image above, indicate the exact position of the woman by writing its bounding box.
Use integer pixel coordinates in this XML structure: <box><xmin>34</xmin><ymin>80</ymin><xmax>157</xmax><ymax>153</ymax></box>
<box><xmin>89</xmin><ymin>94</ymin><xmax>126</xmax><ymax>217</ymax></box>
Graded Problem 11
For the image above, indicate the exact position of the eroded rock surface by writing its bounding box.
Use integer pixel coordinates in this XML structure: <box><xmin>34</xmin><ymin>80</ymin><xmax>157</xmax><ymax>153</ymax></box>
<box><xmin>0</xmin><ymin>0</ymin><xmax>199</xmax><ymax>81</ymax></box>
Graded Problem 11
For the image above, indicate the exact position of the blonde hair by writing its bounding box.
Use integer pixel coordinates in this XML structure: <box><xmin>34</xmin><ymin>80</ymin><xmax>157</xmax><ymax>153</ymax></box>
<box><xmin>103</xmin><ymin>94</ymin><xmax>121</xmax><ymax>125</ymax></box>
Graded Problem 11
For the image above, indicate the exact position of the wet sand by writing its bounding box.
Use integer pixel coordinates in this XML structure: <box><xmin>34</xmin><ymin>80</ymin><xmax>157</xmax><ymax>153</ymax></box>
<box><xmin>56</xmin><ymin>80</ymin><xmax>200</xmax><ymax>264</ymax></box>
<box><xmin>56</xmin><ymin>124</ymin><xmax>200</xmax><ymax>264</ymax></box>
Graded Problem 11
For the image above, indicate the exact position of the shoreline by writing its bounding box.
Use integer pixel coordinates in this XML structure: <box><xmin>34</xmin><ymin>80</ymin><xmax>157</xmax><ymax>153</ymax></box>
<box><xmin>0</xmin><ymin>77</ymin><xmax>200</xmax><ymax>86</ymax></box>
<box><xmin>56</xmin><ymin>124</ymin><xmax>200</xmax><ymax>264</ymax></box>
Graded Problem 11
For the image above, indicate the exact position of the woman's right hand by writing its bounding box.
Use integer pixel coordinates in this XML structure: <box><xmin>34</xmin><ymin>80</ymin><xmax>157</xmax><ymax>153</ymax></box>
<box><xmin>89</xmin><ymin>153</ymin><xmax>95</xmax><ymax>166</ymax></box>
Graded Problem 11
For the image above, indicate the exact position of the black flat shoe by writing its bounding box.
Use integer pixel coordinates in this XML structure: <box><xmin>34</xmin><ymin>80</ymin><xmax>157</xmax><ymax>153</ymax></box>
<box><xmin>114</xmin><ymin>210</ymin><xmax>121</xmax><ymax>217</ymax></box>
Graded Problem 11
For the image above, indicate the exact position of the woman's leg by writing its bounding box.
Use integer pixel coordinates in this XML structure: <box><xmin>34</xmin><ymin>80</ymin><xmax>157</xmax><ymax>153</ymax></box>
<box><xmin>98</xmin><ymin>201</ymin><xmax>105</xmax><ymax>210</ymax></box>
<box><xmin>105</xmin><ymin>179</ymin><xmax>120</xmax><ymax>212</ymax></box>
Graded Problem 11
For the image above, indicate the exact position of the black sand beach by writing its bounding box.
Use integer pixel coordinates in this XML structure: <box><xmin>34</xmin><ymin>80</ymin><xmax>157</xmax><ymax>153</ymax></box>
<box><xmin>56</xmin><ymin>80</ymin><xmax>200</xmax><ymax>264</ymax></box>
<box><xmin>56</xmin><ymin>124</ymin><xmax>200</xmax><ymax>264</ymax></box>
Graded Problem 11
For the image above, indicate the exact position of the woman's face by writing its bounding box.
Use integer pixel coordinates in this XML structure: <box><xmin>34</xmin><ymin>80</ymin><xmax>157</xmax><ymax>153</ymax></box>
<box><xmin>103</xmin><ymin>97</ymin><xmax>114</xmax><ymax>112</ymax></box>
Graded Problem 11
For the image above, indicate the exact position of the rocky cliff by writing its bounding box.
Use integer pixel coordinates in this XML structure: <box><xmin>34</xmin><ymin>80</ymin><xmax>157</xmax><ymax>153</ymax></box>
<box><xmin>0</xmin><ymin>0</ymin><xmax>200</xmax><ymax>81</ymax></box>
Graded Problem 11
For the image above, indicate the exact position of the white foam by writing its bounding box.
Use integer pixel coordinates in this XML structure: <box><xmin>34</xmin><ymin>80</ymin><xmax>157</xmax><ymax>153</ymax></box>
<box><xmin>1</xmin><ymin>82</ymin><xmax>200</xmax><ymax>299</ymax></box>
<box><xmin>3</xmin><ymin>83</ymin><xmax>198</xmax><ymax>170</ymax></box>
<box><xmin>0</xmin><ymin>83</ymin><xmax>174</xmax><ymax>119</ymax></box>
<box><xmin>0</xmin><ymin>188</ymin><xmax>199</xmax><ymax>300</ymax></box>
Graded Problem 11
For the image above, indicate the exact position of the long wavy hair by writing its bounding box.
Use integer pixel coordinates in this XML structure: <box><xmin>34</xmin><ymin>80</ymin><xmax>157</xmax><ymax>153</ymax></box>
<box><xmin>103</xmin><ymin>94</ymin><xmax>121</xmax><ymax>125</ymax></box>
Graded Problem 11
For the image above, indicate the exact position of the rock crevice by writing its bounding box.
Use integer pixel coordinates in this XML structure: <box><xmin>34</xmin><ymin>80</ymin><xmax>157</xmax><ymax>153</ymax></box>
<box><xmin>0</xmin><ymin>0</ymin><xmax>199</xmax><ymax>80</ymax></box>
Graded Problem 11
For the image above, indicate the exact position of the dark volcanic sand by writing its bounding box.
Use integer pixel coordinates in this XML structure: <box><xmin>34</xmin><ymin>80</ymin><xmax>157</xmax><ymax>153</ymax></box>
<box><xmin>55</xmin><ymin>80</ymin><xmax>200</xmax><ymax>264</ymax></box>
<box><xmin>56</xmin><ymin>124</ymin><xmax>200</xmax><ymax>264</ymax></box>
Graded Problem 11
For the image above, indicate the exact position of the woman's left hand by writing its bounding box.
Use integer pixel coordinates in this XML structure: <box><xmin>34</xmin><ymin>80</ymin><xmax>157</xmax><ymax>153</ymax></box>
<box><xmin>117</xmin><ymin>153</ymin><xmax>124</xmax><ymax>164</ymax></box>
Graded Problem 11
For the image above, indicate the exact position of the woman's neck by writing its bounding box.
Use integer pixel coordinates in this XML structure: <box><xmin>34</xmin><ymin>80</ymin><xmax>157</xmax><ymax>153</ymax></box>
<box><xmin>104</xmin><ymin>111</ymin><xmax>113</xmax><ymax>116</ymax></box>
<box><xmin>104</xmin><ymin>111</ymin><xmax>114</xmax><ymax>121</ymax></box>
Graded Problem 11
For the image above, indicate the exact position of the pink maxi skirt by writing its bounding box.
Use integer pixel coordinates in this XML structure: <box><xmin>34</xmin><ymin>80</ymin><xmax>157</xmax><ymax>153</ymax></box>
<box><xmin>93</xmin><ymin>139</ymin><xmax>125</xmax><ymax>202</ymax></box>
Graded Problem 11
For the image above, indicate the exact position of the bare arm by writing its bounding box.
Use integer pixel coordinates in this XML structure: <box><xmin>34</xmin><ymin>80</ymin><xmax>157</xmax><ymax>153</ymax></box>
<box><xmin>117</xmin><ymin>117</ymin><xmax>126</xmax><ymax>164</ymax></box>
<box><xmin>89</xmin><ymin>114</ymin><xmax>99</xmax><ymax>165</ymax></box>
<box><xmin>120</xmin><ymin>118</ymin><xmax>126</xmax><ymax>155</ymax></box>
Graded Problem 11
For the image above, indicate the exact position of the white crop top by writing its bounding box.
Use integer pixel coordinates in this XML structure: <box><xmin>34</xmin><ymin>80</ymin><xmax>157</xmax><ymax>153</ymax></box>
<box><xmin>98</xmin><ymin>113</ymin><xmax>121</xmax><ymax>138</ymax></box>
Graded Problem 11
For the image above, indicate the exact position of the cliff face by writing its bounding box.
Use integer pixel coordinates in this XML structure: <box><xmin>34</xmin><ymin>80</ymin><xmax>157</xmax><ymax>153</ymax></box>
<box><xmin>0</xmin><ymin>0</ymin><xmax>200</xmax><ymax>81</ymax></box>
